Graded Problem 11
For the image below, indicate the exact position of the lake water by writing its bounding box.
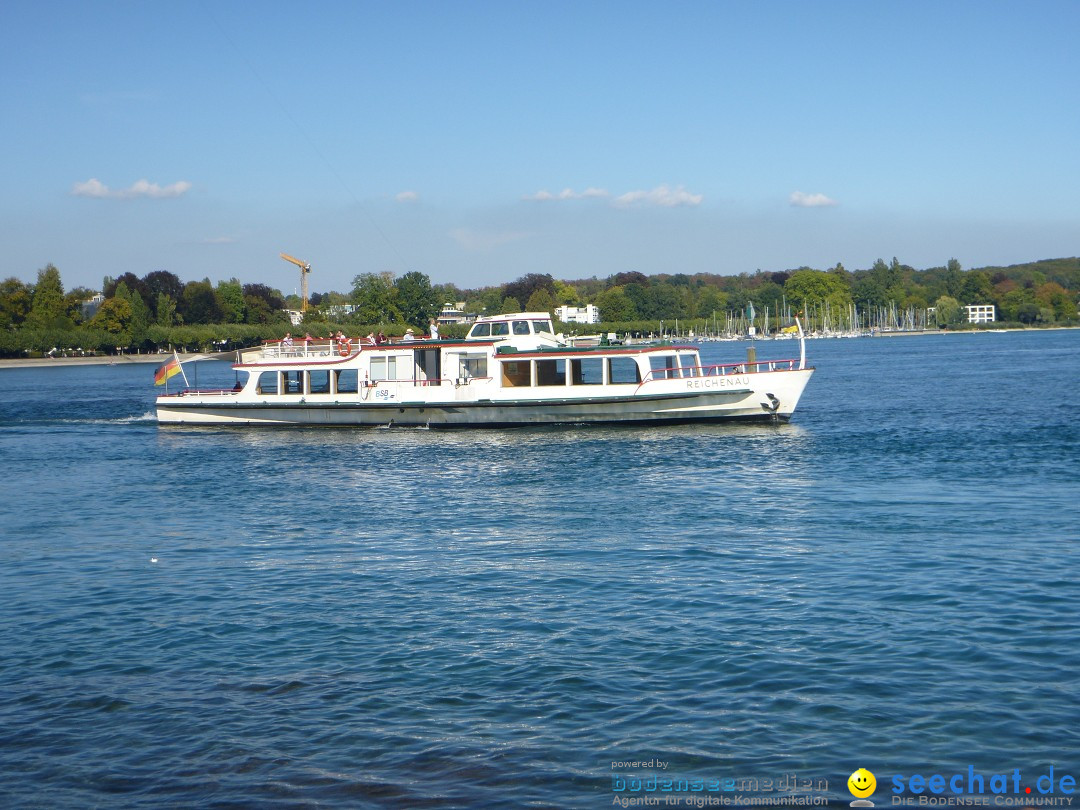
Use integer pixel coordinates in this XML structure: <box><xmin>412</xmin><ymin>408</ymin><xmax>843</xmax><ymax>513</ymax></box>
<box><xmin>1</xmin><ymin>330</ymin><xmax>1078</xmax><ymax>809</ymax></box>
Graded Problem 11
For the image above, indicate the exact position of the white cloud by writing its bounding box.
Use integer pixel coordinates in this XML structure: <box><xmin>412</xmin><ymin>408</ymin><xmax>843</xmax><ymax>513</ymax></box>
<box><xmin>523</xmin><ymin>187</ymin><xmax>610</xmax><ymax>202</ymax></box>
<box><xmin>449</xmin><ymin>228</ymin><xmax>531</xmax><ymax>252</ymax></box>
<box><xmin>612</xmin><ymin>184</ymin><xmax>704</xmax><ymax>208</ymax></box>
<box><xmin>201</xmin><ymin>236</ymin><xmax>237</xmax><ymax>245</ymax></box>
<box><xmin>71</xmin><ymin>178</ymin><xmax>192</xmax><ymax>199</ymax></box>
<box><xmin>71</xmin><ymin>178</ymin><xmax>111</xmax><ymax>198</ymax></box>
<box><xmin>396</xmin><ymin>190</ymin><xmax>420</xmax><ymax>203</ymax></box>
<box><xmin>525</xmin><ymin>184</ymin><xmax>701</xmax><ymax>208</ymax></box>
<box><xmin>789</xmin><ymin>191</ymin><xmax>838</xmax><ymax>208</ymax></box>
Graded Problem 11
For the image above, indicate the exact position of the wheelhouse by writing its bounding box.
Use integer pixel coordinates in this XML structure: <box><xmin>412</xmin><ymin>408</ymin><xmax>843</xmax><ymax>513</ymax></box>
<box><xmin>466</xmin><ymin>312</ymin><xmax>554</xmax><ymax>340</ymax></box>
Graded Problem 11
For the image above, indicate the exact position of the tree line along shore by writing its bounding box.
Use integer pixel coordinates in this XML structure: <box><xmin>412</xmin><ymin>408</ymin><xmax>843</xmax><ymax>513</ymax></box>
<box><xmin>2</xmin><ymin>257</ymin><xmax>1077</xmax><ymax>358</ymax></box>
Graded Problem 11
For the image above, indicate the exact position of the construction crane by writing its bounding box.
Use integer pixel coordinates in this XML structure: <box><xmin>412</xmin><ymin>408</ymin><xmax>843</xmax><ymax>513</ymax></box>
<box><xmin>279</xmin><ymin>253</ymin><xmax>312</xmax><ymax>313</ymax></box>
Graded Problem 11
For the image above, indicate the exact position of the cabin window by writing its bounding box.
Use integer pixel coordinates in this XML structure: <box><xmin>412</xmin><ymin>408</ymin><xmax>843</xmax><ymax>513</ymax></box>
<box><xmin>608</xmin><ymin>357</ymin><xmax>641</xmax><ymax>384</ymax></box>
<box><xmin>283</xmin><ymin>370</ymin><xmax>303</xmax><ymax>394</ymax></box>
<box><xmin>469</xmin><ymin>322</ymin><xmax>491</xmax><ymax>338</ymax></box>
<box><xmin>335</xmin><ymin>369</ymin><xmax>358</xmax><ymax>393</ymax></box>
<box><xmin>512</xmin><ymin>320</ymin><xmax>530</xmax><ymax>335</ymax></box>
<box><xmin>308</xmin><ymin>369</ymin><xmax>330</xmax><ymax>393</ymax></box>
<box><xmin>256</xmin><ymin>371</ymin><xmax>278</xmax><ymax>394</ymax></box>
<box><xmin>570</xmin><ymin>357</ymin><xmax>603</xmax><ymax>385</ymax></box>
<box><xmin>457</xmin><ymin>353</ymin><xmax>487</xmax><ymax>380</ymax></box>
<box><xmin>649</xmin><ymin>355</ymin><xmax>678</xmax><ymax>380</ymax></box>
<box><xmin>491</xmin><ymin>322</ymin><xmax>510</xmax><ymax>336</ymax></box>
<box><xmin>532</xmin><ymin>320</ymin><xmax>553</xmax><ymax>334</ymax></box>
<box><xmin>679</xmin><ymin>354</ymin><xmax>700</xmax><ymax>378</ymax></box>
<box><xmin>501</xmin><ymin>360</ymin><xmax>530</xmax><ymax>387</ymax></box>
<box><xmin>370</xmin><ymin>356</ymin><xmax>398</xmax><ymax>381</ymax></box>
<box><xmin>535</xmin><ymin>358</ymin><xmax>566</xmax><ymax>386</ymax></box>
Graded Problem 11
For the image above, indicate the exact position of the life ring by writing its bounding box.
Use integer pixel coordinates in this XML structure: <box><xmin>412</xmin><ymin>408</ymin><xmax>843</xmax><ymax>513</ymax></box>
<box><xmin>339</xmin><ymin>339</ymin><xmax>352</xmax><ymax>356</ymax></box>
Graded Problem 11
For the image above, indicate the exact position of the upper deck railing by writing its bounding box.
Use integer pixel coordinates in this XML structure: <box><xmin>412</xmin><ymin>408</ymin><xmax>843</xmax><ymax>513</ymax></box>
<box><xmin>640</xmin><ymin>358</ymin><xmax>802</xmax><ymax>383</ymax></box>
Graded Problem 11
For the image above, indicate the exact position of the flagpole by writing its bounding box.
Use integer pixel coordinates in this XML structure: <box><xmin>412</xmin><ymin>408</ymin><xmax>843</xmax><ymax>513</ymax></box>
<box><xmin>175</xmin><ymin>350</ymin><xmax>190</xmax><ymax>388</ymax></box>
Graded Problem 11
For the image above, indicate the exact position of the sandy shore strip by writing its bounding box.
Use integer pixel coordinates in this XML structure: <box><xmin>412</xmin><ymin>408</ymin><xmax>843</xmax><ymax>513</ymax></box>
<box><xmin>0</xmin><ymin>353</ymin><xmax>201</xmax><ymax>369</ymax></box>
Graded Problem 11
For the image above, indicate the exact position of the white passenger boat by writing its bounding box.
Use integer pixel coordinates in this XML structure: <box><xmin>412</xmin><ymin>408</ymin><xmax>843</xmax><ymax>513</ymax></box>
<box><xmin>155</xmin><ymin>312</ymin><xmax>813</xmax><ymax>427</ymax></box>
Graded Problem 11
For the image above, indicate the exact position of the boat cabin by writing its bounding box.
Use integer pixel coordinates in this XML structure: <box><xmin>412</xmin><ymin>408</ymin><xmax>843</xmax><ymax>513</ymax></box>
<box><xmin>466</xmin><ymin>312</ymin><xmax>554</xmax><ymax>340</ymax></box>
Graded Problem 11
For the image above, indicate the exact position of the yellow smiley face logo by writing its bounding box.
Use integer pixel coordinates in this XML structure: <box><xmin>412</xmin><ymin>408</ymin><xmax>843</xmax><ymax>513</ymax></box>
<box><xmin>848</xmin><ymin>768</ymin><xmax>876</xmax><ymax>798</ymax></box>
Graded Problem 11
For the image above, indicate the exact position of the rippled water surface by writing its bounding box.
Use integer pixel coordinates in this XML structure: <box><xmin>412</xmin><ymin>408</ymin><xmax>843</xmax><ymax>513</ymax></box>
<box><xmin>1</xmin><ymin>331</ymin><xmax>1078</xmax><ymax>808</ymax></box>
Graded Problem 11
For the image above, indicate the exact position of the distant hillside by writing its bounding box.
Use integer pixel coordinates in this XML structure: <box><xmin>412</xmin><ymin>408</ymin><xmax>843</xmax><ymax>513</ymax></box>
<box><xmin>972</xmin><ymin>257</ymin><xmax>1080</xmax><ymax>290</ymax></box>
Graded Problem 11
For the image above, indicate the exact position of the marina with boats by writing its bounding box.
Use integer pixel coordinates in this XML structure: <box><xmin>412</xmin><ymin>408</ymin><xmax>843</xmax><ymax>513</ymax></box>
<box><xmin>155</xmin><ymin>312</ymin><xmax>814</xmax><ymax>427</ymax></box>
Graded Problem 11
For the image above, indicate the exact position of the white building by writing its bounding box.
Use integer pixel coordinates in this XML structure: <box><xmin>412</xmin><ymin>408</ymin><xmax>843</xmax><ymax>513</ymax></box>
<box><xmin>81</xmin><ymin>293</ymin><xmax>105</xmax><ymax>320</ymax></box>
<box><xmin>555</xmin><ymin>304</ymin><xmax>600</xmax><ymax>324</ymax></box>
<box><xmin>437</xmin><ymin>302</ymin><xmax>473</xmax><ymax>326</ymax></box>
<box><xmin>322</xmin><ymin>304</ymin><xmax>357</xmax><ymax>320</ymax></box>
<box><xmin>965</xmin><ymin>304</ymin><xmax>996</xmax><ymax>324</ymax></box>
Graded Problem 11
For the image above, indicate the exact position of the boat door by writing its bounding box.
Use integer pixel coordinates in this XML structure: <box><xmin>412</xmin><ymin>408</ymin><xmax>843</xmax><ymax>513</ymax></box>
<box><xmin>414</xmin><ymin>348</ymin><xmax>441</xmax><ymax>386</ymax></box>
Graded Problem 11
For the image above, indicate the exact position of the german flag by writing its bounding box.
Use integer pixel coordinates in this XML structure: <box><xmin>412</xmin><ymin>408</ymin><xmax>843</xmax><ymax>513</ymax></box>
<box><xmin>154</xmin><ymin>355</ymin><xmax>182</xmax><ymax>386</ymax></box>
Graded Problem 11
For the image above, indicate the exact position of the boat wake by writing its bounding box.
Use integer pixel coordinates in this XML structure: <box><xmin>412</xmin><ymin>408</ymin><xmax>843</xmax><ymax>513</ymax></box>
<box><xmin>56</xmin><ymin>412</ymin><xmax>158</xmax><ymax>426</ymax></box>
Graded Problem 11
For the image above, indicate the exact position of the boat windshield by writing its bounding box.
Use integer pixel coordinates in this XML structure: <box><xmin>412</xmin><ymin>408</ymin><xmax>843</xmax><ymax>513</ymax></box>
<box><xmin>468</xmin><ymin>317</ymin><xmax>554</xmax><ymax>339</ymax></box>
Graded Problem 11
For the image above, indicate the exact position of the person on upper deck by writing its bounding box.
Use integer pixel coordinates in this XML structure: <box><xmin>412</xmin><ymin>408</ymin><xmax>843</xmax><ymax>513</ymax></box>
<box><xmin>402</xmin><ymin>328</ymin><xmax>415</xmax><ymax>342</ymax></box>
<box><xmin>429</xmin><ymin>319</ymin><xmax>439</xmax><ymax>339</ymax></box>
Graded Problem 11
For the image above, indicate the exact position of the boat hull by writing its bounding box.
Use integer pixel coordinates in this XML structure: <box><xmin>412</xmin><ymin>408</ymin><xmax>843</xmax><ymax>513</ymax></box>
<box><xmin>156</xmin><ymin>369</ymin><xmax>813</xmax><ymax>428</ymax></box>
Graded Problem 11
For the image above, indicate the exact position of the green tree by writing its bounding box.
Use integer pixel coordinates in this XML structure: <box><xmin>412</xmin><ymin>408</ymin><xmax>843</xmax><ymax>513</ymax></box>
<box><xmin>351</xmin><ymin>272</ymin><xmax>401</xmax><ymax>324</ymax></box>
<box><xmin>0</xmin><ymin>277</ymin><xmax>34</xmax><ymax>328</ymax></box>
<box><xmin>554</xmin><ymin>280</ymin><xmax>580</xmax><ymax>305</ymax></box>
<box><xmin>394</xmin><ymin>270</ymin><xmax>438</xmax><ymax>327</ymax></box>
<box><xmin>1016</xmin><ymin>303</ymin><xmax>1041</xmax><ymax>324</ymax></box>
<box><xmin>696</xmin><ymin>286</ymin><xmax>728</xmax><ymax>323</ymax></box>
<box><xmin>88</xmin><ymin>296</ymin><xmax>133</xmax><ymax>335</ymax></box>
<box><xmin>1036</xmin><ymin>282</ymin><xmax>1077</xmax><ymax>321</ymax></box>
<box><xmin>216</xmin><ymin>279</ymin><xmax>246</xmax><ymax>323</ymax></box>
<box><xmin>155</xmin><ymin>293</ymin><xmax>178</xmax><ymax>327</ymax></box>
<box><xmin>641</xmin><ymin>282</ymin><xmax>685</xmax><ymax>320</ymax></box>
<box><xmin>933</xmin><ymin>295</ymin><xmax>962</xmax><ymax>327</ymax></box>
<box><xmin>500</xmin><ymin>296</ymin><xmax>521</xmax><ymax>314</ymax></box>
<box><xmin>105</xmin><ymin>272</ymin><xmax>153</xmax><ymax>313</ymax></box>
<box><xmin>525</xmin><ymin>287</ymin><xmax>555</xmax><ymax>313</ymax></box>
<box><xmin>594</xmin><ymin>286</ymin><xmax>638</xmax><ymax>322</ymax></box>
<box><xmin>465</xmin><ymin>287</ymin><xmax>504</xmax><ymax>317</ymax></box>
<box><xmin>143</xmin><ymin>270</ymin><xmax>184</xmax><ymax>311</ymax></box>
<box><xmin>943</xmin><ymin>258</ymin><xmax>963</xmax><ymax>297</ymax></box>
<box><xmin>27</xmin><ymin>264</ymin><xmax>66</xmax><ymax>328</ymax></box>
<box><xmin>113</xmin><ymin>281</ymin><xmax>151</xmax><ymax>344</ymax></box>
<box><xmin>242</xmin><ymin>284</ymin><xmax>287</xmax><ymax>324</ymax></box>
<box><xmin>504</xmin><ymin>274</ymin><xmax>555</xmax><ymax>307</ymax></box>
<box><xmin>958</xmin><ymin>271</ymin><xmax>993</xmax><ymax>306</ymax></box>
<box><xmin>783</xmin><ymin>269</ymin><xmax>853</xmax><ymax>308</ymax></box>
<box><xmin>433</xmin><ymin>282</ymin><xmax>462</xmax><ymax>306</ymax></box>
<box><xmin>180</xmin><ymin>280</ymin><xmax>224</xmax><ymax>324</ymax></box>
<box><xmin>851</xmin><ymin>275</ymin><xmax>888</xmax><ymax>309</ymax></box>
<box><xmin>998</xmin><ymin>288</ymin><xmax>1035</xmax><ymax>322</ymax></box>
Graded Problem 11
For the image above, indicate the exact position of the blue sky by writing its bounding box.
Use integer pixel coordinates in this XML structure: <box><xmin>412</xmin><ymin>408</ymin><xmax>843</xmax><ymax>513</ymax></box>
<box><xmin>2</xmin><ymin>0</ymin><xmax>1077</xmax><ymax>295</ymax></box>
